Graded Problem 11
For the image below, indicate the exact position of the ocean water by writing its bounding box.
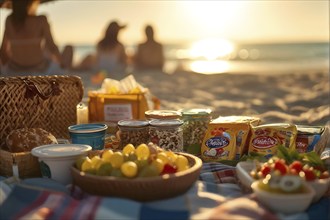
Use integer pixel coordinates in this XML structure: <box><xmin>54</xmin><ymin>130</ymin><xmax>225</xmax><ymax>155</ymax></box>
<box><xmin>70</xmin><ymin>41</ymin><xmax>329</xmax><ymax>74</ymax></box>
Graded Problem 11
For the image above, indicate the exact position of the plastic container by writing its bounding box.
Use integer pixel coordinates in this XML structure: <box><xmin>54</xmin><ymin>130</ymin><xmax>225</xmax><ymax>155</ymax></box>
<box><xmin>31</xmin><ymin>144</ymin><xmax>92</xmax><ymax>185</ymax></box>
<box><xmin>179</xmin><ymin>108</ymin><xmax>212</xmax><ymax>156</ymax></box>
<box><xmin>145</xmin><ymin>110</ymin><xmax>182</xmax><ymax>121</ymax></box>
<box><xmin>149</xmin><ymin>119</ymin><xmax>184</xmax><ymax>152</ymax></box>
<box><xmin>118</xmin><ymin>120</ymin><xmax>149</xmax><ymax>149</ymax></box>
<box><xmin>68</xmin><ymin>123</ymin><xmax>108</xmax><ymax>150</ymax></box>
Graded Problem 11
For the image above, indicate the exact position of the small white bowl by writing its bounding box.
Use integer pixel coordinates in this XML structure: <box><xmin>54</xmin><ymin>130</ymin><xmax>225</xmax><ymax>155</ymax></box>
<box><xmin>32</xmin><ymin>144</ymin><xmax>92</xmax><ymax>185</ymax></box>
<box><xmin>308</xmin><ymin>177</ymin><xmax>330</xmax><ymax>202</ymax></box>
<box><xmin>251</xmin><ymin>180</ymin><xmax>315</xmax><ymax>214</ymax></box>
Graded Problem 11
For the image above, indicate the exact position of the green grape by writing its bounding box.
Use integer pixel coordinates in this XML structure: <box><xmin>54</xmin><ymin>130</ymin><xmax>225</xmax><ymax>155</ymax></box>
<box><xmin>81</xmin><ymin>157</ymin><xmax>93</xmax><ymax>172</ymax></box>
<box><xmin>111</xmin><ymin>168</ymin><xmax>124</xmax><ymax>178</ymax></box>
<box><xmin>136</xmin><ymin>144</ymin><xmax>150</xmax><ymax>160</ymax></box>
<box><xmin>157</xmin><ymin>152</ymin><xmax>169</xmax><ymax>164</ymax></box>
<box><xmin>165</xmin><ymin>151</ymin><xmax>178</xmax><ymax>163</ymax></box>
<box><xmin>123</xmin><ymin>144</ymin><xmax>136</xmax><ymax>155</ymax></box>
<box><xmin>135</xmin><ymin>159</ymin><xmax>149</xmax><ymax>172</ymax></box>
<box><xmin>91</xmin><ymin>156</ymin><xmax>103</xmax><ymax>170</ymax></box>
<box><xmin>138</xmin><ymin>164</ymin><xmax>159</xmax><ymax>177</ymax></box>
<box><xmin>76</xmin><ymin>156</ymin><xmax>88</xmax><ymax>170</ymax></box>
<box><xmin>110</xmin><ymin>152</ymin><xmax>124</xmax><ymax>168</ymax></box>
<box><xmin>102</xmin><ymin>149</ymin><xmax>114</xmax><ymax>162</ymax></box>
<box><xmin>175</xmin><ymin>155</ymin><xmax>189</xmax><ymax>171</ymax></box>
<box><xmin>96</xmin><ymin>162</ymin><xmax>112</xmax><ymax>176</ymax></box>
<box><xmin>121</xmin><ymin>161</ymin><xmax>138</xmax><ymax>178</ymax></box>
<box><xmin>124</xmin><ymin>152</ymin><xmax>138</xmax><ymax>162</ymax></box>
<box><xmin>151</xmin><ymin>158</ymin><xmax>165</xmax><ymax>174</ymax></box>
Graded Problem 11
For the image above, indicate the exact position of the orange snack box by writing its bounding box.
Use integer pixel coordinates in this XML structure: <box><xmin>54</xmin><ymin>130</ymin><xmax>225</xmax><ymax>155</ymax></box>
<box><xmin>201</xmin><ymin>116</ymin><xmax>261</xmax><ymax>162</ymax></box>
<box><xmin>248</xmin><ymin>123</ymin><xmax>297</xmax><ymax>159</ymax></box>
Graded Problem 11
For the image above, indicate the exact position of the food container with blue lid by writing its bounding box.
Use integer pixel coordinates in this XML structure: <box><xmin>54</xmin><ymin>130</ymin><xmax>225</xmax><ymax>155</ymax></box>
<box><xmin>68</xmin><ymin>123</ymin><xmax>108</xmax><ymax>150</ymax></box>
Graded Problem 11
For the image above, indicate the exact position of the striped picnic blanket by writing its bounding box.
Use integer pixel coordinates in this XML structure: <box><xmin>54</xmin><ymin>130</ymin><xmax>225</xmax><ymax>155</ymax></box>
<box><xmin>0</xmin><ymin>162</ymin><xmax>329</xmax><ymax>220</ymax></box>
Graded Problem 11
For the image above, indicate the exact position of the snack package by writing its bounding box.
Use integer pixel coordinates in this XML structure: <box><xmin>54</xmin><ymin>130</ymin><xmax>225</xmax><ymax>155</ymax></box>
<box><xmin>201</xmin><ymin>116</ymin><xmax>261</xmax><ymax>162</ymax></box>
<box><xmin>295</xmin><ymin>125</ymin><xmax>324</xmax><ymax>153</ymax></box>
<box><xmin>248</xmin><ymin>123</ymin><xmax>297</xmax><ymax>159</ymax></box>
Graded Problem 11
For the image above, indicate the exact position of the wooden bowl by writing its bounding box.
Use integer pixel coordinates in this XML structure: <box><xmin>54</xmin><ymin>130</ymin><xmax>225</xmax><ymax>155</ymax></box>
<box><xmin>71</xmin><ymin>152</ymin><xmax>202</xmax><ymax>201</ymax></box>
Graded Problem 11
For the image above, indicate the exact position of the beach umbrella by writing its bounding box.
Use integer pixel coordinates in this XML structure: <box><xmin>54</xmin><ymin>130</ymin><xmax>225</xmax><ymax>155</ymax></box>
<box><xmin>0</xmin><ymin>0</ymin><xmax>55</xmax><ymax>9</ymax></box>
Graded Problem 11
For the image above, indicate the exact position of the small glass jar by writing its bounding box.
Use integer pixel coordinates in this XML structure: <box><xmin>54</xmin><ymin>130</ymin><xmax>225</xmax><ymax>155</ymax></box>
<box><xmin>149</xmin><ymin>119</ymin><xmax>184</xmax><ymax>152</ymax></box>
<box><xmin>145</xmin><ymin>110</ymin><xmax>182</xmax><ymax>121</ymax></box>
<box><xmin>180</xmin><ymin>108</ymin><xmax>212</xmax><ymax>156</ymax></box>
<box><xmin>117</xmin><ymin>120</ymin><xmax>149</xmax><ymax>149</ymax></box>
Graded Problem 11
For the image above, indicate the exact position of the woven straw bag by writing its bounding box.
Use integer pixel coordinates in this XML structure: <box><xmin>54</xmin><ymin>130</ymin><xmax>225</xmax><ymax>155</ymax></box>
<box><xmin>0</xmin><ymin>75</ymin><xmax>83</xmax><ymax>178</ymax></box>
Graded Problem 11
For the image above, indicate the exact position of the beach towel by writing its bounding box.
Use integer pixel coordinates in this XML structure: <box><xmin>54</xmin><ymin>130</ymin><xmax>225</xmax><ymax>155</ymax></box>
<box><xmin>0</xmin><ymin>163</ymin><xmax>329</xmax><ymax>220</ymax></box>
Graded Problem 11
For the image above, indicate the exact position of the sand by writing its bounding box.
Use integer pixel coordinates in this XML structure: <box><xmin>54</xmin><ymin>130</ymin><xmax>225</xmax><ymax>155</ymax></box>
<box><xmin>71</xmin><ymin>69</ymin><xmax>329</xmax><ymax>126</ymax></box>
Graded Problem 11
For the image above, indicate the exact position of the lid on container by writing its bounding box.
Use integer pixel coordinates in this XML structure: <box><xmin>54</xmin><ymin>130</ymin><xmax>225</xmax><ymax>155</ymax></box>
<box><xmin>296</xmin><ymin>125</ymin><xmax>324</xmax><ymax>135</ymax></box>
<box><xmin>180</xmin><ymin>108</ymin><xmax>212</xmax><ymax>116</ymax></box>
<box><xmin>68</xmin><ymin>123</ymin><xmax>108</xmax><ymax>133</ymax></box>
<box><xmin>145</xmin><ymin>110</ymin><xmax>182</xmax><ymax>120</ymax></box>
<box><xmin>149</xmin><ymin>119</ymin><xmax>184</xmax><ymax>127</ymax></box>
<box><xmin>31</xmin><ymin>144</ymin><xmax>92</xmax><ymax>158</ymax></box>
<box><xmin>118</xmin><ymin>119</ymin><xmax>149</xmax><ymax>128</ymax></box>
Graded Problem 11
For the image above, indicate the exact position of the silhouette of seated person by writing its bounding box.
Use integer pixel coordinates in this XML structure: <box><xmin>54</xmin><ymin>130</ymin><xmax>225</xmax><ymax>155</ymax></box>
<box><xmin>77</xmin><ymin>21</ymin><xmax>127</xmax><ymax>76</ymax></box>
<box><xmin>0</xmin><ymin>0</ymin><xmax>73</xmax><ymax>76</ymax></box>
<box><xmin>134</xmin><ymin>25</ymin><xmax>164</xmax><ymax>71</ymax></box>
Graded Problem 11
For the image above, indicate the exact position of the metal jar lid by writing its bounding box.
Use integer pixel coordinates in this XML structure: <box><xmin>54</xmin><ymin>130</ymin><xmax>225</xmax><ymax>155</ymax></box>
<box><xmin>180</xmin><ymin>108</ymin><xmax>212</xmax><ymax>116</ymax></box>
<box><xmin>118</xmin><ymin>119</ymin><xmax>149</xmax><ymax>128</ymax></box>
<box><xmin>149</xmin><ymin>119</ymin><xmax>184</xmax><ymax>127</ymax></box>
<box><xmin>145</xmin><ymin>110</ymin><xmax>182</xmax><ymax>120</ymax></box>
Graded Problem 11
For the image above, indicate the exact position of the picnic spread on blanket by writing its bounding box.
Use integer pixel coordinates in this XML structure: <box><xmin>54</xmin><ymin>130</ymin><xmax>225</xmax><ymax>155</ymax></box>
<box><xmin>0</xmin><ymin>75</ymin><xmax>329</xmax><ymax>220</ymax></box>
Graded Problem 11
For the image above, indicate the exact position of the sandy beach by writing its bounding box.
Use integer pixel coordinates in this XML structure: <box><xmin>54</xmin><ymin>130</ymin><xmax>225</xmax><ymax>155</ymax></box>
<box><xmin>72</xmin><ymin>69</ymin><xmax>329</xmax><ymax>127</ymax></box>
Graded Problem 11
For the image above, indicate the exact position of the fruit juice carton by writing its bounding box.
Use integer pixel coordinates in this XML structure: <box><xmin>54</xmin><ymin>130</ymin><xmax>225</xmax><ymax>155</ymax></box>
<box><xmin>296</xmin><ymin>125</ymin><xmax>325</xmax><ymax>153</ymax></box>
<box><xmin>201</xmin><ymin>116</ymin><xmax>261</xmax><ymax>162</ymax></box>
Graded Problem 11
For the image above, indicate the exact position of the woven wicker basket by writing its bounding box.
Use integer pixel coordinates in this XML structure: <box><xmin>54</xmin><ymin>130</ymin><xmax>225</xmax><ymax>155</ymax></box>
<box><xmin>71</xmin><ymin>152</ymin><xmax>202</xmax><ymax>201</ymax></box>
<box><xmin>0</xmin><ymin>75</ymin><xmax>84</xmax><ymax>178</ymax></box>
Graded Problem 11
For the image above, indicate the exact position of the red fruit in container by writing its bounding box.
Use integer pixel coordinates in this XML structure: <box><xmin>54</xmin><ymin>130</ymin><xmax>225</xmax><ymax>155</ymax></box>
<box><xmin>161</xmin><ymin>164</ymin><xmax>177</xmax><ymax>174</ymax></box>
<box><xmin>261</xmin><ymin>165</ymin><xmax>272</xmax><ymax>177</ymax></box>
<box><xmin>289</xmin><ymin>161</ymin><xmax>303</xmax><ymax>173</ymax></box>
<box><xmin>301</xmin><ymin>169</ymin><xmax>317</xmax><ymax>181</ymax></box>
<box><xmin>274</xmin><ymin>160</ymin><xmax>288</xmax><ymax>175</ymax></box>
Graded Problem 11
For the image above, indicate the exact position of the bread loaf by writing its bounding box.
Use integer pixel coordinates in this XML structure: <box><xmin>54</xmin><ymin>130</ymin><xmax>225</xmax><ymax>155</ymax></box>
<box><xmin>6</xmin><ymin>128</ymin><xmax>58</xmax><ymax>152</ymax></box>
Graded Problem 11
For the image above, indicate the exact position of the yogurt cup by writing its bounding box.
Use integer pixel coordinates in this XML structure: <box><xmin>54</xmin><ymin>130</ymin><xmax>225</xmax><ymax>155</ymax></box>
<box><xmin>31</xmin><ymin>144</ymin><xmax>92</xmax><ymax>185</ymax></box>
<box><xmin>68</xmin><ymin>123</ymin><xmax>108</xmax><ymax>150</ymax></box>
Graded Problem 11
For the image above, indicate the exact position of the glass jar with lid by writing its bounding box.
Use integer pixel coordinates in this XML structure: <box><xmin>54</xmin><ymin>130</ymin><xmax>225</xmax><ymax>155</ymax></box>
<box><xmin>117</xmin><ymin>119</ymin><xmax>149</xmax><ymax>149</ymax></box>
<box><xmin>145</xmin><ymin>110</ymin><xmax>182</xmax><ymax>121</ymax></box>
<box><xmin>179</xmin><ymin>108</ymin><xmax>212</xmax><ymax>156</ymax></box>
<box><xmin>149</xmin><ymin>119</ymin><xmax>183</xmax><ymax>152</ymax></box>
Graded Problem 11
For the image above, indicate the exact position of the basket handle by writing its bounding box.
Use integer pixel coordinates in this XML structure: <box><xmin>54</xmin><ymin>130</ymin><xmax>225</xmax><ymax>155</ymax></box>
<box><xmin>24</xmin><ymin>79</ymin><xmax>62</xmax><ymax>100</ymax></box>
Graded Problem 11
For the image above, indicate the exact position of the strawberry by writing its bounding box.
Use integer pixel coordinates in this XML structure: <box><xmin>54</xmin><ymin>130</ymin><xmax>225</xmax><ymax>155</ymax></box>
<box><xmin>302</xmin><ymin>169</ymin><xmax>317</xmax><ymax>181</ymax></box>
<box><xmin>161</xmin><ymin>164</ymin><xmax>177</xmax><ymax>175</ymax></box>
<box><xmin>274</xmin><ymin>159</ymin><xmax>288</xmax><ymax>175</ymax></box>
<box><xmin>289</xmin><ymin>161</ymin><xmax>303</xmax><ymax>173</ymax></box>
<box><xmin>260</xmin><ymin>165</ymin><xmax>271</xmax><ymax>177</ymax></box>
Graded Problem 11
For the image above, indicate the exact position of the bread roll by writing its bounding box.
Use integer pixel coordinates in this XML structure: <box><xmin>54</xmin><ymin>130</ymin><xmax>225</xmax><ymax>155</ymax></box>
<box><xmin>6</xmin><ymin>128</ymin><xmax>58</xmax><ymax>152</ymax></box>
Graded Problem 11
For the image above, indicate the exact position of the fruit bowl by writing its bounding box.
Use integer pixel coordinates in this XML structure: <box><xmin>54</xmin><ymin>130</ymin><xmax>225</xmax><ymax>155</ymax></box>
<box><xmin>251</xmin><ymin>180</ymin><xmax>315</xmax><ymax>214</ymax></box>
<box><xmin>71</xmin><ymin>152</ymin><xmax>202</xmax><ymax>201</ymax></box>
<box><xmin>236</xmin><ymin>161</ymin><xmax>330</xmax><ymax>202</ymax></box>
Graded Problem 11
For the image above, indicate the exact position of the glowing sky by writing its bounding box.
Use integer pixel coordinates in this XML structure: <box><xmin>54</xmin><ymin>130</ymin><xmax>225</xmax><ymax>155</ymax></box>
<box><xmin>0</xmin><ymin>0</ymin><xmax>329</xmax><ymax>46</ymax></box>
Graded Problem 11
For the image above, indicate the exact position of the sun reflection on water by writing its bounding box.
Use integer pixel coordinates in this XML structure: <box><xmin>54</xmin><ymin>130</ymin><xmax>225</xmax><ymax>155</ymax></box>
<box><xmin>189</xmin><ymin>60</ymin><xmax>230</xmax><ymax>74</ymax></box>
<box><xmin>185</xmin><ymin>38</ymin><xmax>234</xmax><ymax>74</ymax></box>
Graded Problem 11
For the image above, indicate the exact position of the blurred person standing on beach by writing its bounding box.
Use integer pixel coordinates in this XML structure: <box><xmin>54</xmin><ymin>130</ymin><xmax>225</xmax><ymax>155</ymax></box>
<box><xmin>0</xmin><ymin>0</ymin><xmax>73</xmax><ymax>76</ymax></box>
<box><xmin>134</xmin><ymin>24</ymin><xmax>164</xmax><ymax>71</ymax></box>
<box><xmin>77</xmin><ymin>20</ymin><xmax>128</xmax><ymax>79</ymax></box>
